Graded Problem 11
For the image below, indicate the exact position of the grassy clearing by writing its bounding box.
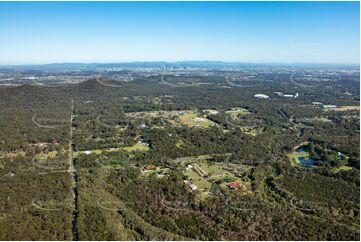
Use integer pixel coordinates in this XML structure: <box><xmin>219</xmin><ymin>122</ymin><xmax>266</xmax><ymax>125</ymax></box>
<box><xmin>197</xmin><ymin>162</ymin><xmax>233</xmax><ymax>178</ymax></box>
<box><xmin>125</xmin><ymin>109</ymin><xmax>217</xmax><ymax>128</ymax></box>
<box><xmin>194</xmin><ymin>179</ymin><xmax>212</xmax><ymax>191</ymax></box>
<box><xmin>177</xmin><ymin>112</ymin><xmax>216</xmax><ymax>128</ymax></box>
<box><xmin>332</xmin><ymin>165</ymin><xmax>353</xmax><ymax>173</ymax></box>
<box><xmin>76</xmin><ymin>143</ymin><xmax>149</xmax><ymax>156</ymax></box>
<box><xmin>226</xmin><ymin>107</ymin><xmax>250</xmax><ymax>118</ymax></box>
<box><xmin>243</xmin><ymin>131</ymin><xmax>257</xmax><ymax>136</ymax></box>
<box><xmin>240</xmin><ymin>127</ymin><xmax>258</xmax><ymax>136</ymax></box>
<box><xmin>329</xmin><ymin>157</ymin><xmax>352</xmax><ymax>173</ymax></box>
<box><xmin>0</xmin><ymin>150</ymin><xmax>26</xmax><ymax>158</ymax></box>
<box><xmin>325</xmin><ymin>106</ymin><xmax>360</xmax><ymax>112</ymax></box>
<box><xmin>121</xmin><ymin>143</ymin><xmax>150</xmax><ymax>152</ymax></box>
<box><xmin>142</xmin><ymin>168</ymin><xmax>170</xmax><ymax>176</ymax></box>
<box><xmin>125</xmin><ymin>110</ymin><xmax>191</xmax><ymax>119</ymax></box>
<box><xmin>35</xmin><ymin>150</ymin><xmax>60</xmax><ymax>160</ymax></box>
<box><xmin>185</xmin><ymin>168</ymin><xmax>212</xmax><ymax>191</ymax></box>
<box><xmin>226</xmin><ymin>114</ymin><xmax>259</xmax><ymax>136</ymax></box>
<box><xmin>184</xmin><ymin>160</ymin><xmax>251</xmax><ymax>198</ymax></box>
<box><xmin>312</xmin><ymin>117</ymin><xmax>332</xmax><ymax>122</ymax></box>
<box><xmin>186</xmin><ymin>168</ymin><xmax>201</xmax><ymax>180</ymax></box>
<box><xmin>175</xmin><ymin>139</ymin><xmax>185</xmax><ymax>148</ymax></box>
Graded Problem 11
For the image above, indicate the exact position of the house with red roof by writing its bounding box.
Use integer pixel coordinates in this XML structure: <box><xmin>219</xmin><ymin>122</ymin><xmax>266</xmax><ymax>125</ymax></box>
<box><xmin>227</xmin><ymin>182</ymin><xmax>240</xmax><ymax>190</ymax></box>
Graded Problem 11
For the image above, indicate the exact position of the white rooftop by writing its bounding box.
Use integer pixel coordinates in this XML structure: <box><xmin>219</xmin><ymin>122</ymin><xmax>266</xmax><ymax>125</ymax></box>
<box><xmin>254</xmin><ymin>94</ymin><xmax>269</xmax><ymax>99</ymax></box>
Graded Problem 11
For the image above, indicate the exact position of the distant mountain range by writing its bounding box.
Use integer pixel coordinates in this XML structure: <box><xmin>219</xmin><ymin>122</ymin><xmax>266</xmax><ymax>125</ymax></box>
<box><xmin>0</xmin><ymin>61</ymin><xmax>358</xmax><ymax>71</ymax></box>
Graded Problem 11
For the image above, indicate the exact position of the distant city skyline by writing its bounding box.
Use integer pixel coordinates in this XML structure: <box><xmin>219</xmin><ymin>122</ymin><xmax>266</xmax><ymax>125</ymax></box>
<box><xmin>0</xmin><ymin>1</ymin><xmax>359</xmax><ymax>65</ymax></box>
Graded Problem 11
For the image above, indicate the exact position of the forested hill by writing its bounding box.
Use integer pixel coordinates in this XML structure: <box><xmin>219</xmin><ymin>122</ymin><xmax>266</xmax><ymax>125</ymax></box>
<box><xmin>0</xmin><ymin>73</ymin><xmax>359</xmax><ymax>240</ymax></box>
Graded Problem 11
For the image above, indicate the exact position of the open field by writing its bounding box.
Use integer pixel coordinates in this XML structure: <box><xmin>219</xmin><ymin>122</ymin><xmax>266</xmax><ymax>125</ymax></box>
<box><xmin>331</xmin><ymin>165</ymin><xmax>353</xmax><ymax>173</ymax></box>
<box><xmin>122</xmin><ymin>142</ymin><xmax>150</xmax><ymax>152</ymax></box>
<box><xmin>325</xmin><ymin>105</ymin><xmax>360</xmax><ymax>111</ymax></box>
<box><xmin>185</xmin><ymin>168</ymin><xmax>212</xmax><ymax>191</ymax></box>
<box><xmin>76</xmin><ymin>142</ymin><xmax>149</xmax><ymax>156</ymax></box>
<box><xmin>240</xmin><ymin>127</ymin><xmax>258</xmax><ymax>136</ymax></box>
<box><xmin>174</xmin><ymin>112</ymin><xmax>216</xmax><ymax>128</ymax></box>
<box><xmin>226</xmin><ymin>107</ymin><xmax>250</xmax><ymax>118</ymax></box>
<box><xmin>141</xmin><ymin>167</ymin><xmax>170</xmax><ymax>176</ymax></box>
<box><xmin>125</xmin><ymin>110</ymin><xmax>190</xmax><ymax>119</ymax></box>
<box><xmin>35</xmin><ymin>150</ymin><xmax>59</xmax><ymax>160</ymax></box>
<box><xmin>125</xmin><ymin>109</ymin><xmax>216</xmax><ymax>128</ymax></box>
<box><xmin>184</xmin><ymin>158</ymin><xmax>251</xmax><ymax>199</ymax></box>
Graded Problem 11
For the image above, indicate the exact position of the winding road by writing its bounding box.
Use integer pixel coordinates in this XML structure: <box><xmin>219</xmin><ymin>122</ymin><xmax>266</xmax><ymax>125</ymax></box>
<box><xmin>225</xmin><ymin>74</ymin><xmax>256</xmax><ymax>87</ymax></box>
<box><xmin>96</xmin><ymin>115</ymin><xmax>115</xmax><ymax>128</ymax></box>
<box><xmin>289</xmin><ymin>73</ymin><xmax>313</xmax><ymax>87</ymax></box>
<box><xmin>160</xmin><ymin>74</ymin><xmax>180</xmax><ymax>87</ymax></box>
<box><xmin>96</xmin><ymin>77</ymin><xmax>128</xmax><ymax>87</ymax></box>
<box><xmin>289</xmin><ymin>197</ymin><xmax>322</xmax><ymax>212</ymax></box>
<box><xmin>32</xmin><ymin>158</ymin><xmax>68</xmax><ymax>171</ymax></box>
<box><xmin>32</xmin><ymin>114</ymin><xmax>69</xmax><ymax>129</ymax></box>
<box><xmin>30</xmin><ymin>79</ymin><xmax>56</xmax><ymax>87</ymax></box>
<box><xmin>159</xmin><ymin>198</ymin><xmax>197</xmax><ymax>214</ymax></box>
<box><xmin>31</xmin><ymin>199</ymin><xmax>63</xmax><ymax>211</ymax></box>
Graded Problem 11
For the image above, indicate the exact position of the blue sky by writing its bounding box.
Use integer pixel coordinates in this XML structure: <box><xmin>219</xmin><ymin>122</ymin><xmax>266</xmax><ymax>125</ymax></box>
<box><xmin>0</xmin><ymin>1</ymin><xmax>359</xmax><ymax>64</ymax></box>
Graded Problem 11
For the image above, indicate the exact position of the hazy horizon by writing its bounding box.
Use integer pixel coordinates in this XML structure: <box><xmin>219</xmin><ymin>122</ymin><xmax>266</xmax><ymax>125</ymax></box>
<box><xmin>0</xmin><ymin>60</ymin><xmax>359</xmax><ymax>68</ymax></box>
<box><xmin>0</xmin><ymin>1</ymin><xmax>359</xmax><ymax>65</ymax></box>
